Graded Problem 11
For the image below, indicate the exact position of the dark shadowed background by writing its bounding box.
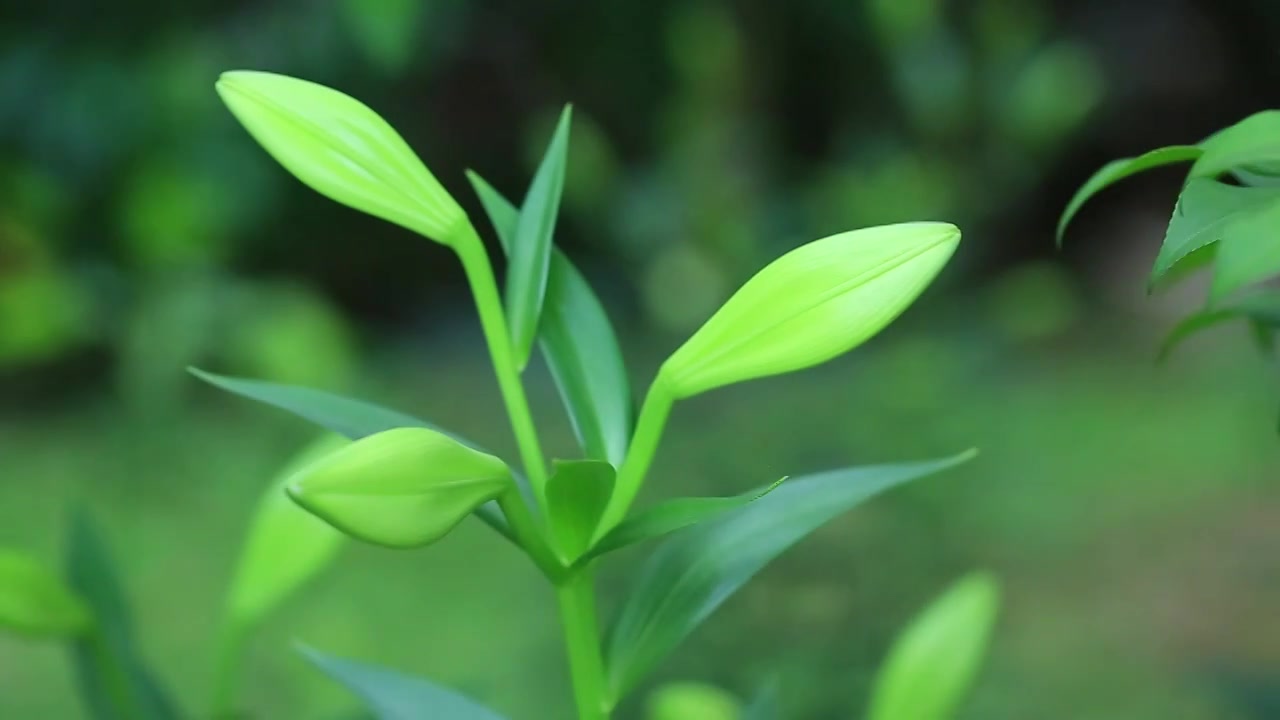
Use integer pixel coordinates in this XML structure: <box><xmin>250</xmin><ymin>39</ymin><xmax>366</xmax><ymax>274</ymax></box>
<box><xmin>2</xmin><ymin>1</ymin><xmax>1279</xmax><ymax>718</ymax></box>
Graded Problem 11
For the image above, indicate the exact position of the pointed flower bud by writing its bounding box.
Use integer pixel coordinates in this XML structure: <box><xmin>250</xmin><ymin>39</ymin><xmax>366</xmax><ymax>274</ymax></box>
<box><xmin>0</xmin><ymin>549</ymin><xmax>92</xmax><ymax>638</ymax></box>
<box><xmin>660</xmin><ymin>222</ymin><xmax>960</xmax><ymax>398</ymax></box>
<box><xmin>216</xmin><ymin>71</ymin><xmax>466</xmax><ymax>245</ymax></box>
<box><xmin>286</xmin><ymin>428</ymin><xmax>512</xmax><ymax>548</ymax></box>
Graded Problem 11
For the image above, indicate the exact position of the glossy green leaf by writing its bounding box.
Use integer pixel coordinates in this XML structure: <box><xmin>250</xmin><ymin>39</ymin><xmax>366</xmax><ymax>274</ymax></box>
<box><xmin>1152</xmin><ymin>180</ymin><xmax>1280</xmax><ymax>286</ymax></box>
<box><xmin>866</xmin><ymin>572</ymin><xmax>1000</xmax><ymax>720</ymax></box>
<box><xmin>604</xmin><ymin>450</ymin><xmax>975</xmax><ymax>699</ymax></box>
<box><xmin>467</xmin><ymin>172</ymin><xmax>632</xmax><ymax>466</ymax></box>
<box><xmin>545</xmin><ymin>460</ymin><xmax>616</xmax><ymax>562</ymax></box>
<box><xmin>582</xmin><ymin>478</ymin><xmax>785</xmax><ymax>563</ymax></box>
<box><xmin>226</xmin><ymin>434</ymin><xmax>349</xmax><ymax>630</ymax></box>
<box><xmin>287</xmin><ymin>427</ymin><xmax>513</xmax><ymax>548</ymax></box>
<box><xmin>0</xmin><ymin>549</ymin><xmax>91</xmax><ymax>638</ymax></box>
<box><xmin>1158</xmin><ymin>290</ymin><xmax>1280</xmax><ymax>361</ymax></box>
<box><xmin>188</xmin><ymin>368</ymin><xmax>515</xmax><ymax>543</ymax></box>
<box><xmin>506</xmin><ymin>106</ymin><xmax>573</xmax><ymax>369</ymax></box>
<box><xmin>65</xmin><ymin>509</ymin><xmax>181</xmax><ymax>720</ymax></box>
<box><xmin>216</xmin><ymin>71</ymin><xmax>465</xmax><ymax>244</ymax></box>
<box><xmin>1057</xmin><ymin>145</ymin><xmax>1201</xmax><ymax>244</ymax></box>
<box><xmin>660</xmin><ymin>223</ymin><xmax>960</xmax><ymax>399</ymax></box>
<box><xmin>301</xmin><ymin>646</ymin><xmax>507</xmax><ymax>720</ymax></box>
<box><xmin>647</xmin><ymin>682</ymin><xmax>740</xmax><ymax>720</ymax></box>
<box><xmin>1212</xmin><ymin>199</ymin><xmax>1280</xmax><ymax>300</ymax></box>
<box><xmin>1190</xmin><ymin>111</ymin><xmax>1280</xmax><ymax>181</ymax></box>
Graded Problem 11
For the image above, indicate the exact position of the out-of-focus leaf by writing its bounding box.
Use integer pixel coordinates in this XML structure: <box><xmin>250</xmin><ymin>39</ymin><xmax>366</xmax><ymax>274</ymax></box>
<box><xmin>216</xmin><ymin>71</ymin><xmax>464</xmax><ymax>245</ymax></box>
<box><xmin>0</xmin><ymin>549</ymin><xmax>91</xmax><ymax>638</ymax></box>
<box><xmin>1212</xmin><ymin>200</ymin><xmax>1280</xmax><ymax>300</ymax></box>
<box><xmin>743</xmin><ymin>677</ymin><xmax>780</xmax><ymax>720</ymax></box>
<box><xmin>341</xmin><ymin>0</ymin><xmax>424</xmax><ymax>74</ymax></box>
<box><xmin>545</xmin><ymin>460</ymin><xmax>616</xmax><ymax>562</ymax></box>
<box><xmin>604</xmin><ymin>451</ymin><xmax>976</xmax><ymax>700</ymax></box>
<box><xmin>582</xmin><ymin>479</ymin><xmax>785</xmax><ymax>563</ymax></box>
<box><xmin>646</xmin><ymin>682</ymin><xmax>740</xmax><ymax>720</ymax></box>
<box><xmin>188</xmin><ymin>369</ymin><xmax>514</xmax><ymax>544</ymax></box>
<box><xmin>65</xmin><ymin>509</ymin><xmax>181</xmax><ymax>720</ymax></box>
<box><xmin>866</xmin><ymin>572</ymin><xmax>1001</xmax><ymax>720</ymax></box>
<box><xmin>660</xmin><ymin>223</ymin><xmax>960</xmax><ymax>399</ymax></box>
<box><xmin>467</xmin><ymin>172</ymin><xmax>632</xmax><ymax>466</ymax></box>
<box><xmin>1152</xmin><ymin>180</ymin><xmax>1280</xmax><ymax>286</ymax></box>
<box><xmin>1159</xmin><ymin>290</ymin><xmax>1280</xmax><ymax>361</ymax></box>
<box><xmin>1057</xmin><ymin>145</ymin><xmax>1200</xmax><ymax>244</ymax></box>
<box><xmin>505</xmin><ymin>105</ymin><xmax>573</xmax><ymax>369</ymax></box>
<box><xmin>1191</xmin><ymin>111</ymin><xmax>1280</xmax><ymax>181</ymax></box>
<box><xmin>301</xmin><ymin>645</ymin><xmax>507</xmax><ymax>720</ymax></box>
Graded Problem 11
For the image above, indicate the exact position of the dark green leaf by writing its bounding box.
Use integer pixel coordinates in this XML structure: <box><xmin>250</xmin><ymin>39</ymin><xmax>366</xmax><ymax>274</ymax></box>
<box><xmin>1191</xmin><ymin>111</ymin><xmax>1280</xmax><ymax>180</ymax></box>
<box><xmin>188</xmin><ymin>368</ymin><xmax>515</xmax><ymax>544</ymax></box>
<box><xmin>301</xmin><ymin>645</ymin><xmax>507</xmax><ymax>720</ymax></box>
<box><xmin>1158</xmin><ymin>289</ymin><xmax>1280</xmax><ymax>361</ymax></box>
<box><xmin>65</xmin><ymin>509</ymin><xmax>181</xmax><ymax>720</ymax></box>
<box><xmin>506</xmin><ymin>105</ymin><xmax>572</xmax><ymax>369</ymax></box>
<box><xmin>604</xmin><ymin>451</ymin><xmax>976</xmax><ymax>700</ymax></box>
<box><xmin>1152</xmin><ymin>180</ymin><xmax>1280</xmax><ymax>286</ymax></box>
<box><xmin>546</xmin><ymin>460</ymin><xmax>616</xmax><ymax>562</ymax></box>
<box><xmin>582</xmin><ymin>479</ymin><xmax>786</xmax><ymax>563</ymax></box>
<box><xmin>1057</xmin><ymin>145</ymin><xmax>1201</xmax><ymax>245</ymax></box>
<box><xmin>1212</xmin><ymin>200</ymin><xmax>1280</xmax><ymax>300</ymax></box>
<box><xmin>743</xmin><ymin>678</ymin><xmax>780</xmax><ymax>720</ymax></box>
<box><xmin>467</xmin><ymin>173</ymin><xmax>633</xmax><ymax>466</ymax></box>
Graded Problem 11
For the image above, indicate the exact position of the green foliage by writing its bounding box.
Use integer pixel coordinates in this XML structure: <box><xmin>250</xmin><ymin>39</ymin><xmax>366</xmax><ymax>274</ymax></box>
<box><xmin>546</xmin><ymin>460</ymin><xmax>617</xmax><ymax>562</ymax></box>
<box><xmin>646</xmin><ymin>682</ymin><xmax>741</xmax><ymax>720</ymax></box>
<box><xmin>1057</xmin><ymin>145</ymin><xmax>1201</xmax><ymax>243</ymax></box>
<box><xmin>0</xmin><ymin>549</ymin><xmax>91</xmax><ymax>638</ymax></box>
<box><xmin>866</xmin><ymin>572</ymin><xmax>1000</xmax><ymax>720</ymax></box>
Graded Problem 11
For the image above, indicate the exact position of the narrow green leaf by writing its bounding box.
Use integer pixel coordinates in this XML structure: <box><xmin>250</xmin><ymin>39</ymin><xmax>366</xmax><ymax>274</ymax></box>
<box><xmin>1190</xmin><ymin>111</ymin><xmax>1280</xmax><ymax>181</ymax></box>
<box><xmin>866</xmin><ymin>572</ymin><xmax>1000</xmax><ymax>720</ymax></box>
<box><xmin>301</xmin><ymin>645</ymin><xmax>507</xmax><ymax>720</ymax></box>
<box><xmin>1057</xmin><ymin>145</ymin><xmax>1201</xmax><ymax>244</ymax></box>
<box><xmin>582</xmin><ymin>478</ymin><xmax>786</xmax><ymax>563</ymax></box>
<box><xmin>604</xmin><ymin>450</ymin><xmax>976</xmax><ymax>700</ymax></box>
<box><xmin>1212</xmin><ymin>200</ymin><xmax>1280</xmax><ymax>300</ymax></box>
<box><xmin>187</xmin><ymin>368</ymin><xmax>515</xmax><ymax>544</ymax></box>
<box><xmin>661</xmin><ymin>223</ymin><xmax>960</xmax><ymax>399</ymax></box>
<box><xmin>65</xmin><ymin>509</ymin><xmax>181</xmax><ymax>720</ymax></box>
<box><xmin>506</xmin><ymin>105</ymin><xmax>573</xmax><ymax>369</ymax></box>
<box><xmin>545</xmin><ymin>460</ymin><xmax>616</xmax><ymax>562</ymax></box>
<box><xmin>1152</xmin><ymin>179</ymin><xmax>1280</xmax><ymax>285</ymax></box>
<box><xmin>215</xmin><ymin>71</ymin><xmax>464</xmax><ymax>245</ymax></box>
<box><xmin>743</xmin><ymin>678</ymin><xmax>780</xmax><ymax>720</ymax></box>
<box><xmin>467</xmin><ymin>173</ymin><xmax>633</xmax><ymax>466</ymax></box>
<box><xmin>1159</xmin><ymin>289</ymin><xmax>1280</xmax><ymax>361</ymax></box>
<box><xmin>0</xmin><ymin>549</ymin><xmax>91</xmax><ymax>638</ymax></box>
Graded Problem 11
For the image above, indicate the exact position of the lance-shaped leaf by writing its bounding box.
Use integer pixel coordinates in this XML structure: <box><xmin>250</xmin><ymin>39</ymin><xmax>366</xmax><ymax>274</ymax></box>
<box><xmin>301</xmin><ymin>645</ymin><xmax>507</xmax><ymax>720</ymax></box>
<box><xmin>1158</xmin><ymin>289</ymin><xmax>1280</xmax><ymax>361</ymax></box>
<box><xmin>505</xmin><ymin>106</ymin><xmax>573</xmax><ymax>369</ymax></box>
<box><xmin>581</xmin><ymin>478</ymin><xmax>786</xmax><ymax>563</ymax></box>
<box><xmin>216</xmin><ymin>71</ymin><xmax>465</xmax><ymax>245</ymax></box>
<box><xmin>287</xmin><ymin>427</ymin><xmax>514</xmax><ymax>548</ymax></box>
<box><xmin>0</xmin><ymin>549</ymin><xmax>91</xmax><ymax>638</ymax></box>
<box><xmin>65</xmin><ymin>509</ymin><xmax>181</xmax><ymax>720</ymax></box>
<box><xmin>604</xmin><ymin>450</ymin><xmax>976</xmax><ymax>700</ymax></box>
<box><xmin>866</xmin><ymin>572</ymin><xmax>1000</xmax><ymax>720</ymax></box>
<box><xmin>188</xmin><ymin>368</ymin><xmax>515</xmax><ymax>543</ymax></box>
<box><xmin>1057</xmin><ymin>145</ymin><xmax>1201</xmax><ymax>244</ymax></box>
<box><xmin>660</xmin><ymin>223</ymin><xmax>960</xmax><ymax>399</ymax></box>
<box><xmin>1211</xmin><ymin>199</ymin><xmax>1280</xmax><ymax>300</ymax></box>
<box><xmin>1191</xmin><ymin>111</ymin><xmax>1280</xmax><ymax>181</ymax></box>
<box><xmin>1152</xmin><ymin>179</ymin><xmax>1280</xmax><ymax>287</ymax></box>
<box><xmin>545</xmin><ymin>460</ymin><xmax>616</xmax><ymax>562</ymax></box>
<box><xmin>467</xmin><ymin>172</ymin><xmax>632</xmax><ymax>466</ymax></box>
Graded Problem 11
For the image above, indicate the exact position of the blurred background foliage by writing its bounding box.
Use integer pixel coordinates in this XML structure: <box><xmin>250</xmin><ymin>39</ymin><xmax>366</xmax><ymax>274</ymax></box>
<box><xmin>2</xmin><ymin>0</ymin><xmax>1279</xmax><ymax>718</ymax></box>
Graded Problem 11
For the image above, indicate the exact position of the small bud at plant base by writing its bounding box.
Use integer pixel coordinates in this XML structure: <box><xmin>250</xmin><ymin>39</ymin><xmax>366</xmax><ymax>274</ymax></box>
<box><xmin>286</xmin><ymin>427</ymin><xmax>513</xmax><ymax>548</ymax></box>
<box><xmin>660</xmin><ymin>222</ymin><xmax>960</xmax><ymax>398</ymax></box>
<box><xmin>0</xmin><ymin>550</ymin><xmax>92</xmax><ymax>638</ymax></box>
<box><xmin>216</xmin><ymin>71</ymin><xmax>466</xmax><ymax>245</ymax></box>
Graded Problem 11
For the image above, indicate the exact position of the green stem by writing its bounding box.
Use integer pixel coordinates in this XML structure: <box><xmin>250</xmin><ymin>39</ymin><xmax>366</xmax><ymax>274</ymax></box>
<box><xmin>498</xmin><ymin>490</ymin><xmax>563</xmax><ymax>581</ymax></box>
<box><xmin>595</xmin><ymin>377</ymin><xmax>676</xmax><ymax>536</ymax></box>
<box><xmin>557</xmin><ymin>570</ymin><xmax>609</xmax><ymax>720</ymax></box>
<box><xmin>454</xmin><ymin>223</ymin><xmax>550</xmax><ymax>495</ymax></box>
<box><xmin>210</xmin><ymin>621</ymin><xmax>245</xmax><ymax>719</ymax></box>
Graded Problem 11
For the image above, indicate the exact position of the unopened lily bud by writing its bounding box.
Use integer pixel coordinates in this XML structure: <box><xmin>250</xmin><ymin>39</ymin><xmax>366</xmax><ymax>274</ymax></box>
<box><xmin>217</xmin><ymin>71</ymin><xmax>466</xmax><ymax>245</ymax></box>
<box><xmin>660</xmin><ymin>222</ymin><xmax>960</xmax><ymax>398</ymax></box>
<box><xmin>286</xmin><ymin>428</ymin><xmax>512</xmax><ymax>548</ymax></box>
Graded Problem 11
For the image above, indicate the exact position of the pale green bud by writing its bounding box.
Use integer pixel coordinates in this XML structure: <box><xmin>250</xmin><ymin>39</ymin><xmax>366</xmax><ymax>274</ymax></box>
<box><xmin>647</xmin><ymin>682</ymin><xmax>741</xmax><ymax>720</ymax></box>
<box><xmin>286</xmin><ymin>428</ymin><xmax>512</xmax><ymax>548</ymax></box>
<box><xmin>0</xmin><ymin>549</ymin><xmax>92</xmax><ymax>638</ymax></box>
<box><xmin>660</xmin><ymin>222</ymin><xmax>960</xmax><ymax>398</ymax></box>
<box><xmin>216</xmin><ymin>71</ymin><xmax>466</xmax><ymax>244</ymax></box>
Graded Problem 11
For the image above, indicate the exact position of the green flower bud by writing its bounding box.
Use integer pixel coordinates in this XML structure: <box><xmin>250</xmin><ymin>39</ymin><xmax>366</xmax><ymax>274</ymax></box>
<box><xmin>660</xmin><ymin>222</ymin><xmax>960</xmax><ymax>398</ymax></box>
<box><xmin>216</xmin><ymin>71</ymin><xmax>466</xmax><ymax>245</ymax></box>
<box><xmin>286</xmin><ymin>428</ymin><xmax>512</xmax><ymax>548</ymax></box>
<box><xmin>0</xmin><ymin>549</ymin><xmax>92</xmax><ymax>638</ymax></box>
<box><xmin>647</xmin><ymin>682</ymin><xmax>741</xmax><ymax>720</ymax></box>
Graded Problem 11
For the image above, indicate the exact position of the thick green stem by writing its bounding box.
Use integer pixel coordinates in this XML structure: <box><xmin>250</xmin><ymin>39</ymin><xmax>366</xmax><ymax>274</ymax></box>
<box><xmin>557</xmin><ymin>570</ymin><xmax>609</xmax><ymax>720</ymax></box>
<box><xmin>595</xmin><ymin>377</ymin><xmax>676</xmax><ymax>536</ymax></box>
